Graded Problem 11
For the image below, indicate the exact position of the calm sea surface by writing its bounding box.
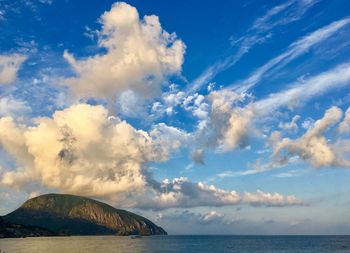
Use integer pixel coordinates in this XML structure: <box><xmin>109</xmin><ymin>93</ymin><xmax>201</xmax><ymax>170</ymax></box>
<box><xmin>1</xmin><ymin>235</ymin><xmax>350</xmax><ymax>253</ymax></box>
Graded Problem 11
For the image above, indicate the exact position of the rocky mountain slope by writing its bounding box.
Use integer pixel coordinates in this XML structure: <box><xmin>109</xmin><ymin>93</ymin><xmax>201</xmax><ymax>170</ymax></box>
<box><xmin>2</xmin><ymin>193</ymin><xmax>166</xmax><ymax>236</ymax></box>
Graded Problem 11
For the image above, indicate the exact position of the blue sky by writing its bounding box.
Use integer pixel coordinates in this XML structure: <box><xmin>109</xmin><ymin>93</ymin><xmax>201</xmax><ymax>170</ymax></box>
<box><xmin>1</xmin><ymin>0</ymin><xmax>350</xmax><ymax>234</ymax></box>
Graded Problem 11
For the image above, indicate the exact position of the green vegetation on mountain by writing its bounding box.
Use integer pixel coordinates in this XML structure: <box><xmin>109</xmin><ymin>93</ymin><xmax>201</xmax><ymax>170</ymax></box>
<box><xmin>2</xmin><ymin>193</ymin><xmax>166</xmax><ymax>236</ymax></box>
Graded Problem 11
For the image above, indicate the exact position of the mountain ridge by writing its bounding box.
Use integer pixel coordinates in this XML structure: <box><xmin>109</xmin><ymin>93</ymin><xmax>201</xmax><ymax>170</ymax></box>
<box><xmin>2</xmin><ymin>193</ymin><xmax>166</xmax><ymax>237</ymax></box>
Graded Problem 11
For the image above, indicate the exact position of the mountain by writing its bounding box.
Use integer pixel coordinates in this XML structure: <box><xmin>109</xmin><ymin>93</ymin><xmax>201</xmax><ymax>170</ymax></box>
<box><xmin>0</xmin><ymin>216</ymin><xmax>57</xmax><ymax>238</ymax></box>
<box><xmin>2</xmin><ymin>193</ymin><xmax>167</xmax><ymax>236</ymax></box>
<box><xmin>0</xmin><ymin>217</ymin><xmax>5</xmax><ymax>233</ymax></box>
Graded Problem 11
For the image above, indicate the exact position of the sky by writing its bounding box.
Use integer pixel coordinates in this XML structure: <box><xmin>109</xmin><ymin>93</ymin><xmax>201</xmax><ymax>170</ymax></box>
<box><xmin>0</xmin><ymin>0</ymin><xmax>350</xmax><ymax>235</ymax></box>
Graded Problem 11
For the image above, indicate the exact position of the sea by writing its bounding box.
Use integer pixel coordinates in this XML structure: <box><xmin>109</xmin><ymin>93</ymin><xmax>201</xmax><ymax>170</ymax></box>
<box><xmin>1</xmin><ymin>235</ymin><xmax>350</xmax><ymax>253</ymax></box>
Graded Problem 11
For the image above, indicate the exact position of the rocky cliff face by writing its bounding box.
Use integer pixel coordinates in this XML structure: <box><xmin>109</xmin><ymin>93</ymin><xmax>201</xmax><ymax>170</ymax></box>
<box><xmin>3</xmin><ymin>193</ymin><xmax>166</xmax><ymax>236</ymax></box>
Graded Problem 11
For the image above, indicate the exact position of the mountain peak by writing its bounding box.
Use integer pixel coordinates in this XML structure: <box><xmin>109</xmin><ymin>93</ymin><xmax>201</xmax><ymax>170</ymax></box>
<box><xmin>4</xmin><ymin>193</ymin><xmax>166</xmax><ymax>236</ymax></box>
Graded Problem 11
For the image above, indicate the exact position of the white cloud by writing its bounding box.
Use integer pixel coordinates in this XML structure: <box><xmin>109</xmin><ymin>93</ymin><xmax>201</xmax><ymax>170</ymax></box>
<box><xmin>116</xmin><ymin>90</ymin><xmax>146</xmax><ymax>118</ymax></box>
<box><xmin>181</xmin><ymin>23</ymin><xmax>350</xmax><ymax>161</ymax></box>
<box><xmin>1</xmin><ymin>1</ymin><xmax>322</xmax><ymax>212</ymax></box>
<box><xmin>233</xmin><ymin>17</ymin><xmax>350</xmax><ymax>93</ymax></box>
<box><xmin>0</xmin><ymin>102</ymin><xmax>305</xmax><ymax>209</ymax></box>
<box><xmin>194</xmin><ymin>62</ymin><xmax>350</xmax><ymax>160</ymax></box>
<box><xmin>251</xmin><ymin>0</ymin><xmax>318</xmax><ymax>32</ymax></box>
<box><xmin>338</xmin><ymin>107</ymin><xmax>350</xmax><ymax>134</ymax></box>
<box><xmin>64</xmin><ymin>2</ymin><xmax>185</xmax><ymax>103</ymax></box>
<box><xmin>205</xmin><ymin>90</ymin><xmax>252</xmax><ymax>151</ymax></box>
<box><xmin>186</xmin><ymin>0</ymin><xmax>319</xmax><ymax>94</ymax></box>
<box><xmin>140</xmin><ymin>177</ymin><xmax>241</xmax><ymax>209</ymax></box>
<box><xmin>0</xmin><ymin>103</ymin><xmax>172</xmax><ymax>201</ymax></box>
<box><xmin>138</xmin><ymin>177</ymin><xmax>303</xmax><ymax>210</ymax></box>
<box><xmin>150</xmin><ymin>123</ymin><xmax>191</xmax><ymax>152</ymax></box>
<box><xmin>157</xmin><ymin>89</ymin><xmax>186</xmax><ymax>116</ymax></box>
<box><xmin>270</xmin><ymin>106</ymin><xmax>350</xmax><ymax>168</ymax></box>
<box><xmin>273</xmin><ymin>169</ymin><xmax>305</xmax><ymax>178</ymax></box>
<box><xmin>191</xmin><ymin>149</ymin><xmax>205</xmax><ymax>164</ymax></box>
<box><xmin>187</xmin><ymin>55</ymin><xmax>242</xmax><ymax>95</ymax></box>
<box><xmin>159</xmin><ymin>210</ymin><xmax>231</xmax><ymax>227</ymax></box>
<box><xmin>279</xmin><ymin>115</ymin><xmax>300</xmax><ymax>132</ymax></box>
<box><xmin>216</xmin><ymin>166</ymin><xmax>272</xmax><ymax>178</ymax></box>
<box><xmin>0</xmin><ymin>96</ymin><xmax>32</xmax><ymax>118</ymax></box>
<box><xmin>207</xmin><ymin>82</ymin><xmax>215</xmax><ymax>92</ymax></box>
<box><xmin>200</xmin><ymin>210</ymin><xmax>225</xmax><ymax>224</ymax></box>
<box><xmin>301</xmin><ymin>117</ymin><xmax>315</xmax><ymax>130</ymax></box>
<box><xmin>254</xmin><ymin>63</ymin><xmax>350</xmax><ymax>114</ymax></box>
<box><xmin>243</xmin><ymin>189</ymin><xmax>303</xmax><ymax>207</ymax></box>
<box><xmin>250</xmin><ymin>0</ymin><xmax>296</xmax><ymax>31</ymax></box>
<box><xmin>183</xmin><ymin>93</ymin><xmax>209</xmax><ymax>119</ymax></box>
<box><xmin>0</xmin><ymin>54</ymin><xmax>27</xmax><ymax>85</ymax></box>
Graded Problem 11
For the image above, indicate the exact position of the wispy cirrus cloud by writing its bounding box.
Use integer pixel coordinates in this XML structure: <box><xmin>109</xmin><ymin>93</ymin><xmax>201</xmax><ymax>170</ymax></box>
<box><xmin>232</xmin><ymin>17</ymin><xmax>350</xmax><ymax>93</ymax></box>
<box><xmin>187</xmin><ymin>0</ymin><xmax>319</xmax><ymax>94</ymax></box>
<box><xmin>254</xmin><ymin>62</ymin><xmax>350</xmax><ymax>113</ymax></box>
<box><xmin>273</xmin><ymin>169</ymin><xmax>308</xmax><ymax>178</ymax></box>
<box><xmin>251</xmin><ymin>0</ymin><xmax>319</xmax><ymax>32</ymax></box>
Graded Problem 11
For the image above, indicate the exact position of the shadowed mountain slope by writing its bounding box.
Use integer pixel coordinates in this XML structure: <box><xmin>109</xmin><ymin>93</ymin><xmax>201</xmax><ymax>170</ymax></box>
<box><xmin>3</xmin><ymin>193</ymin><xmax>167</xmax><ymax>236</ymax></box>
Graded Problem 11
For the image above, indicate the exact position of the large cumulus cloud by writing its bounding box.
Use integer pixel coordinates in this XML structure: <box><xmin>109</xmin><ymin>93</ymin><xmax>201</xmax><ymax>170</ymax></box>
<box><xmin>0</xmin><ymin>103</ymin><xmax>302</xmax><ymax>209</ymax></box>
<box><xmin>0</xmin><ymin>104</ymin><xmax>170</xmax><ymax>201</ymax></box>
<box><xmin>64</xmin><ymin>2</ymin><xmax>185</xmax><ymax>102</ymax></box>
